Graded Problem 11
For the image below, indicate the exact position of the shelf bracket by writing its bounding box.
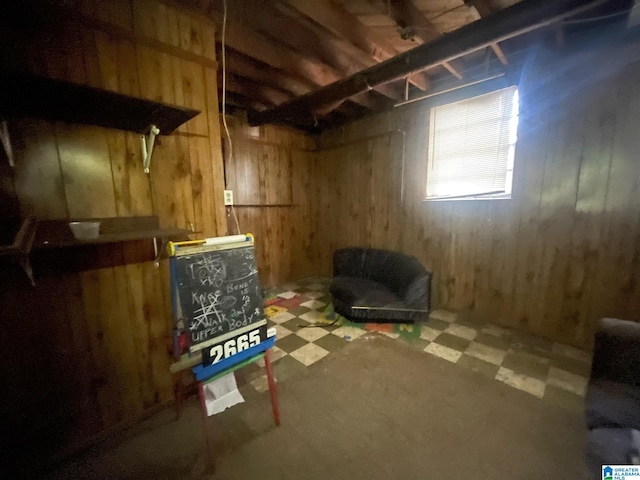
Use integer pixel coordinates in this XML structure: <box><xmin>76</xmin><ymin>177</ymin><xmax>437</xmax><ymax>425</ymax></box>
<box><xmin>18</xmin><ymin>254</ymin><xmax>35</xmax><ymax>286</ymax></box>
<box><xmin>141</xmin><ymin>125</ymin><xmax>160</xmax><ymax>174</ymax></box>
<box><xmin>1</xmin><ymin>120</ymin><xmax>15</xmax><ymax>167</ymax></box>
<box><xmin>153</xmin><ymin>236</ymin><xmax>166</xmax><ymax>268</ymax></box>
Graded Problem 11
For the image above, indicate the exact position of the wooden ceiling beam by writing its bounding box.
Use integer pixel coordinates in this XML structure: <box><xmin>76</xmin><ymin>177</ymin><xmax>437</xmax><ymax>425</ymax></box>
<box><xmin>468</xmin><ymin>0</ymin><xmax>495</xmax><ymax>18</ymax></box>
<box><xmin>283</xmin><ymin>0</ymin><xmax>430</xmax><ymax>91</ymax></box>
<box><xmin>249</xmin><ymin>0</ymin><xmax>610</xmax><ymax>126</ymax></box>
<box><xmin>468</xmin><ymin>0</ymin><xmax>510</xmax><ymax>65</ymax></box>
<box><xmin>222</xmin><ymin>84</ymin><xmax>276</xmax><ymax>109</ymax></box>
<box><xmin>221</xmin><ymin>72</ymin><xmax>293</xmax><ymax>107</ymax></box>
<box><xmin>220</xmin><ymin>48</ymin><xmax>311</xmax><ymax>97</ymax></box>
<box><xmin>216</xmin><ymin>0</ymin><xmax>398</xmax><ymax>104</ymax></box>
<box><xmin>222</xmin><ymin>91</ymin><xmax>268</xmax><ymax>112</ymax></box>
<box><xmin>442</xmin><ymin>60</ymin><xmax>464</xmax><ymax>79</ymax></box>
<box><xmin>275</xmin><ymin>3</ymin><xmax>404</xmax><ymax>100</ymax></box>
<box><xmin>204</xmin><ymin>7</ymin><xmax>331</xmax><ymax>89</ymax></box>
<box><xmin>491</xmin><ymin>43</ymin><xmax>509</xmax><ymax>64</ymax></box>
<box><xmin>204</xmin><ymin>7</ymin><xmax>378</xmax><ymax>111</ymax></box>
<box><xmin>387</xmin><ymin>0</ymin><xmax>440</xmax><ymax>43</ymax></box>
<box><xmin>386</xmin><ymin>0</ymin><xmax>464</xmax><ymax>79</ymax></box>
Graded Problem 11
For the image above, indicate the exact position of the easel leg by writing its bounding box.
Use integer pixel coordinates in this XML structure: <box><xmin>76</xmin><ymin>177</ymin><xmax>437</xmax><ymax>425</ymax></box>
<box><xmin>173</xmin><ymin>373</ymin><xmax>184</xmax><ymax>420</ymax></box>
<box><xmin>264</xmin><ymin>349</ymin><xmax>281</xmax><ymax>427</ymax></box>
<box><xmin>198</xmin><ymin>381</ymin><xmax>216</xmax><ymax>472</ymax></box>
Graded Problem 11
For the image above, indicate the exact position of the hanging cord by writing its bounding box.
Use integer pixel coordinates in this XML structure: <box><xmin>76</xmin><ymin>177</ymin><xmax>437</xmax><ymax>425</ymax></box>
<box><xmin>221</xmin><ymin>0</ymin><xmax>232</xmax><ymax>164</ymax></box>
<box><xmin>221</xmin><ymin>0</ymin><xmax>241</xmax><ymax>235</ymax></box>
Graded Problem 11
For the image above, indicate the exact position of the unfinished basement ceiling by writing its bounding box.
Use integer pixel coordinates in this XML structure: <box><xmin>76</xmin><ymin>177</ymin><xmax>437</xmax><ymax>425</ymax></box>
<box><xmin>189</xmin><ymin>0</ymin><xmax>633</xmax><ymax>131</ymax></box>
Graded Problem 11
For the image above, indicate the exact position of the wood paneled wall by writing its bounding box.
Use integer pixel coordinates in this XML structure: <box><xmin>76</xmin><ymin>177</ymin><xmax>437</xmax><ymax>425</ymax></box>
<box><xmin>315</xmin><ymin>42</ymin><xmax>640</xmax><ymax>349</ymax></box>
<box><xmin>223</xmin><ymin>116</ymin><xmax>317</xmax><ymax>287</ymax></box>
<box><xmin>0</xmin><ymin>0</ymin><xmax>226</xmax><ymax>471</ymax></box>
<box><xmin>2</xmin><ymin>4</ymin><xmax>640</xmax><ymax>470</ymax></box>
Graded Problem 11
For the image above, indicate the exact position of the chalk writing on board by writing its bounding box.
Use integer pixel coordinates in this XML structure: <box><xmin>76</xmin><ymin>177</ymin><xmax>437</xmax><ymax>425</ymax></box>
<box><xmin>173</xmin><ymin>245</ymin><xmax>265</xmax><ymax>348</ymax></box>
<box><xmin>187</xmin><ymin>254</ymin><xmax>225</xmax><ymax>286</ymax></box>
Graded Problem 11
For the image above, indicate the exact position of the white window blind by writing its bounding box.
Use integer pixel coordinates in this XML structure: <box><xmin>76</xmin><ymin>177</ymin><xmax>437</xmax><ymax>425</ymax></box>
<box><xmin>426</xmin><ymin>86</ymin><xmax>519</xmax><ymax>200</ymax></box>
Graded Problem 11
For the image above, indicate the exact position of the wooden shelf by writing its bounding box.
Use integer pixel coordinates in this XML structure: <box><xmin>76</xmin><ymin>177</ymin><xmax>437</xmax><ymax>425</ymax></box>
<box><xmin>0</xmin><ymin>216</ymin><xmax>37</xmax><ymax>255</ymax></box>
<box><xmin>0</xmin><ymin>69</ymin><xmax>200</xmax><ymax>134</ymax></box>
<box><xmin>0</xmin><ymin>216</ymin><xmax>38</xmax><ymax>285</ymax></box>
<box><xmin>34</xmin><ymin>216</ymin><xmax>191</xmax><ymax>249</ymax></box>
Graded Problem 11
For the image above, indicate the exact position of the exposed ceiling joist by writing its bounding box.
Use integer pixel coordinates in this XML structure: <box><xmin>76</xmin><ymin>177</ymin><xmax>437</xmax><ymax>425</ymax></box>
<box><xmin>442</xmin><ymin>60</ymin><xmax>464</xmax><ymax>79</ymax></box>
<box><xmin>385</xmin><ymin>0</ymin><xmax>464</xmax><ymax>78</ymax></box>
<box><xmin>210</xmin><ymin>16</ymin><xmax>320</xmax><ymax>89</ymax></box>
<box><xmin>222</xmin><ymin>72</ymin><xmax>293</xmax><ymax>107</ymax></box>
<box><xmin>221</xmin><ymin>50</ymin><xmax>312</xmax><ymax>98</ymax></box>
<box><xmin>223</xmin><ymin>91</ymin><xmax>268</xmax><ymax>112</ymax></box>
<box><xmin>274</xmin><ymin>3</ymin><xmax>404</xmax><ymax>100</ymax></box>
<box><xmin>468</xmin><ymin>0</ymin><xmax>495</xmax><ymax>18</ymax></box>
<box><xmin>248</xmin><ymin>0</ymin><xmax>610</xmax><ymax>127</ymax></box>
<box><xmin>387</xmin><ymin>0</ymin><xmax>440</xmax><ymax>43</ymax></box>
<box><xmin>468</xmin><ymin>0</ymin><xmax>510</xmax><ymax>65</ymax></box>
<box><xmin>205</xmin><ymin>4</ymin><xmax>380</xmax><ymax>111</ymax></box>
<box><xmin>491</xmin><ymin>42</ymin><xmax>509</xmax><ymax>64</ymax></box>
<box><xmin>214</xmin><ymin>0</ymin><xmax>397</xmax><ymax>104</ymax></box>
<box><xmin>283</xmin><ymin>0</ymin><xmax>431</xmax><ymax>90</ymax></box>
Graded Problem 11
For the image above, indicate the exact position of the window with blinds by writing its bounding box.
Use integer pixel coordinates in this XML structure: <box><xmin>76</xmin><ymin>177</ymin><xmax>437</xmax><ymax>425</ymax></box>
<box><xmin>426</xmin><ymin>86</ymin><xmax>519</xmax><ymax>200</ymax></box>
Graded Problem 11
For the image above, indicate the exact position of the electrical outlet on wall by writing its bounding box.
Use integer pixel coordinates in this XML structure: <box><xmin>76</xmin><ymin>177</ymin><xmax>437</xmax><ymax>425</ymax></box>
<box><xmin>224</xmin><ymin>190</ymin><xmax>234</xmax><ymax>206</ymax></box>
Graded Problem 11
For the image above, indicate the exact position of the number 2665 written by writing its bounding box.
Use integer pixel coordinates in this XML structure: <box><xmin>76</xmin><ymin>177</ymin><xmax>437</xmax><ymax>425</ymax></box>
<box><xmin>208</xmin><ymin>330</ymin><xmax>261</xmax><ymax>364</ymax></box>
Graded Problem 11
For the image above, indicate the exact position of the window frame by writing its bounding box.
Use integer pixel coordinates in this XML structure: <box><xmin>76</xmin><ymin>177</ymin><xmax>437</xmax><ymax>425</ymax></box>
<box><xmin>423</xmin><ymin>85</ymin><xmax>520</xmax><ymax>202</ymax></box>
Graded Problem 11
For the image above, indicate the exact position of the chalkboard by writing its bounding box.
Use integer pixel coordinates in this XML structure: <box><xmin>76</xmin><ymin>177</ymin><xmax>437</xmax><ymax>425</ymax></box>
<box><xmin>172</xmin><ymin>244</ymin><xmax>266</xmax><ymax>352</ymax></box>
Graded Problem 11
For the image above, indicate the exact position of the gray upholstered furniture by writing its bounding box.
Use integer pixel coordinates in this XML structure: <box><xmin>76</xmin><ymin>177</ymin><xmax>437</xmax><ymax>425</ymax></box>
<box><xmin>330</xmin><ymin>247</ymin><xmax>431</xmax><ymax>323</ymax></box>
<box><xmin>585</xmin><ymin>317</ymin><xmax>640</xmax><ymax>478</ymax></box>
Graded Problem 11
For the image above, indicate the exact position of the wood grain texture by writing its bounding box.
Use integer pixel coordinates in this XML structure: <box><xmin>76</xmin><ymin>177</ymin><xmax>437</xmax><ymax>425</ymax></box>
<box><xmin>314</xmin><ymin>49</ymin><xmax>640</xmax><ymax>349</ymax></box>
<box><xmin>224</xmin><ymin>117</ymin><xmax>316</xmax><ymax>287</ymax></box>
<box><xmin>0</xmin><ymin>0</ymin><xmax>225</xmax><ymax>471</ymax></box>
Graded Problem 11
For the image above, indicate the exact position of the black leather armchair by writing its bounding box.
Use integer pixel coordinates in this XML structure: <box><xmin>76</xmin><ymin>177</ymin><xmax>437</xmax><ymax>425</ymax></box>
<box><xmin>585</xmin><ymin>318</ymin><xmax>640</xmax><ymax>477</ymax></box>
<box><xmin>329</xmin><ymin>247</ymin><xmax>431</xmax><ymax>323</ymax></box>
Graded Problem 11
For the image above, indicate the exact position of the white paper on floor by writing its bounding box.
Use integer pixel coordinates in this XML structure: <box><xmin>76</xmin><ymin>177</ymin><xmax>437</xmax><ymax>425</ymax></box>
<box><xmin>203</xmin><ymin>373</ymin><xmax>245</xmax><ymax>416</ymax></box>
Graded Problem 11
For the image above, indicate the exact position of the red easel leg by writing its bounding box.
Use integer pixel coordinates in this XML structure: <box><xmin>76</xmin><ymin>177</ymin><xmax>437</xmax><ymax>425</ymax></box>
<box><xmin>264</xmin><ymin>349</ymin><xmax>281</xmax><ymax>427</ymax></box>
<box><xmin>198</xmin><ymin>381</ymin><xmax>216</xmax><ymax>472</ymax></box>
<box><xmin>174</xmin><ymin>374</ymin><xmax>184</xmax><ymax>420</ymax></box>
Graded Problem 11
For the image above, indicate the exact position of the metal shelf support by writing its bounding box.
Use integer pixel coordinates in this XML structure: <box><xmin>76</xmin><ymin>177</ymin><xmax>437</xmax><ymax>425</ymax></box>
<box><xmin>141</xmin><ymin>124</ymin><xmax>160</xmax><ymax>174</ymax></box>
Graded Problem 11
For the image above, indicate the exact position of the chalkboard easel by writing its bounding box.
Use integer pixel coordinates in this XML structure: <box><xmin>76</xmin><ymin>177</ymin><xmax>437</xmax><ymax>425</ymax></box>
<box><xmin>168</xmin><ymin>234</ymin><xmax>280</xmax><ymax>470</ymax></box>
<box><xmin>169</xmin><ymin>234</ymin><xmax>274</xmax><ymax>360</ymax></box>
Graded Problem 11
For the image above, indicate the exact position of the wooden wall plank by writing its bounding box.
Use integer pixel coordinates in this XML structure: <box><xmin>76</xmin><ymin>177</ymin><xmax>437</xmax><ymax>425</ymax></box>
<box><xmin>189</xmin><ymin>136</ymin><xmax>215</xmax><ymax>235</ymax></box>
<box><xmin>224</xmin><ymin>118</ymin><xmax>317</xmax><ymax>286</ymax></box>
<box><xmin>201</xmin><ymin>20</ymin><xmax>216</xmax><ymax>62</ymax></box>
<box><xmin>111</xmin><ymin>132</ymin><xmax>154</xmax><ymax>216</ymax></box>
<box><xmin>0</xmin><ymin>0</ymin><xmax>227</xmax><ymax>468</ymax></box>
<box><xmin>289</xmin><ymin>149</ymin><xmax>315</xmax><ymax>279</ymax></box>
<box><xmin>314</xmin><ymin>51</ymin><xmax>640</xmax><ymax>349</ymax></box>
<box><xmin>149</xmin><ymin>135</ymin><xmax>195</xmax><ymax>230</ymax></box>
<box><xmin>81</xmin><ymin>30</ymin><xmax>103</xmax><ymax>88</ymax></box>
<box><xmin>56</xmin><ymin>124</ymin><xmax>118</xmax><ymax>219</ymax></box>
<box><xmin>95</xmin><ymin>31</ymin><xmax>120</xmax><ymax>92</ymax></box>
<box><xmin>561</xmin><ymin>78</ymin><xmax>616</xmax><ymax>346</ymax></box>
<box><xmin>13</xmin><ymin>120</ymin><xmax>69</xmax><ymax>219</ymax></box>
<box><xmin>180</xmin><ymin>60</ymin><xmax>208</xmax><ymax>135</ymax></box>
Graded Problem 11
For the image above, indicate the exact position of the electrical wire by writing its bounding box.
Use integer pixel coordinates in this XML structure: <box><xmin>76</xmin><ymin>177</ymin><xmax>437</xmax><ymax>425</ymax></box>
<box><xmin>232</xmin><ymin>207</ymin><xmax>240</xmax><ymax>234</ymax></box>
<box><xmin>221</xmin><ymin>0</ymin><xmax>232</xmax><ymax>165</ymax></box>
<box><xmin>562</xmin><ymin>7</ymin><xmax>632</xmax><ymax>25</ymax></box>
<box><xmin>221</xmin><ymin>0</ymin><xmax>242</xmax><ymax>236</ymax></box>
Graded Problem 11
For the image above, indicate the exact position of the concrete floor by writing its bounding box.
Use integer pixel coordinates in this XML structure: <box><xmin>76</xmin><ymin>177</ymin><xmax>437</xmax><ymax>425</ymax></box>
<box><xmin>39</xmin><ymin>277</ymin><xmax>593</xmax><ymax>479</ymax></box>
<box><xmin>45</xmin><ymin>334</ymin><xmax>588</xmax><ymax>480</ymax></box>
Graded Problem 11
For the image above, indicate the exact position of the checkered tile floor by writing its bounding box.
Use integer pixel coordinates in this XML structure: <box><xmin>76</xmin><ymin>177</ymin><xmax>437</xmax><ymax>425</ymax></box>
<box><xmin>235</xmin><ymin>276</ymin><xmax>591</xmax><ymax>413</ymax></box>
